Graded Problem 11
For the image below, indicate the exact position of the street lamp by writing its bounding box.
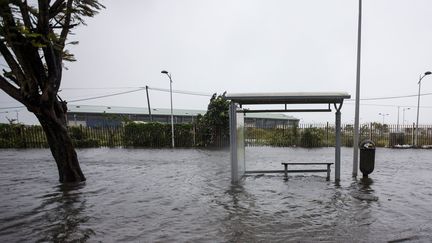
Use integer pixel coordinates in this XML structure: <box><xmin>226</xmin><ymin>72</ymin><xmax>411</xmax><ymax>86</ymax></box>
<box><xmin>378</xmin><ymin>113</ymin><xmax>389</xmax><ymax>124</ymax></box>
<box><xmin>402</xmin><ymin>107</ymin><xmax>410</xmax><ymax>126</ymax></box>
<box><xmin>415</xmin><ymin>71</ymin><xmax>432</xmax><ymax>147</ymax></box>
<box><xmin>161</xmin><ymin>70</ymin><xmax>175</xmax><ymax>148</ymax></box>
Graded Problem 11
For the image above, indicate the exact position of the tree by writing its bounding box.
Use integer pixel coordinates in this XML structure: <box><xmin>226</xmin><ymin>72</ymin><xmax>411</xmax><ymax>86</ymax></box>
<box><xmin>0</xmin><ymin>1</ymin><xmax>103</xmax><ymax>182</ymax></box>
<box><xmin>195</xmin><ymin>92</ymin><xmax>230</xmax><ymax>147</ymax></box>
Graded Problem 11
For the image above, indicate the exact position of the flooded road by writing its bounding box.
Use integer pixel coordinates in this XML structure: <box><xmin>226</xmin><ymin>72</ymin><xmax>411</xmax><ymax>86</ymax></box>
<box><xmin>0</xmin><ymin>147</ymin><xmax>431</xmax><ymax>242</ymax></box>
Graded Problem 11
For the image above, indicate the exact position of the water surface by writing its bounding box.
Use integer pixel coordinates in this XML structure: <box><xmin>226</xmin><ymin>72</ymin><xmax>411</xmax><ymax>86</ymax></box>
<box><xmin>0</xmin><ymin>147</ymin><xmax>431</xmax><ymax>242</ymax></box>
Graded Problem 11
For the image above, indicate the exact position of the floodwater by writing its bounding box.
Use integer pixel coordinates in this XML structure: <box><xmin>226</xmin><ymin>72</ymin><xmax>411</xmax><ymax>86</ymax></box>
<box><xmin>0</xmin><ymin>147</ymin><xmax>432</xmax><ymax>242</ymax></box>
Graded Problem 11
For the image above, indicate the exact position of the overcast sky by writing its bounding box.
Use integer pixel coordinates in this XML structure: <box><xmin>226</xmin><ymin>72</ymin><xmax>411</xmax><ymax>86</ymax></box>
<box><xmin>1</xmin><ymin>0</ymin><xmax>432</xmax><ymax>124</ymax></box>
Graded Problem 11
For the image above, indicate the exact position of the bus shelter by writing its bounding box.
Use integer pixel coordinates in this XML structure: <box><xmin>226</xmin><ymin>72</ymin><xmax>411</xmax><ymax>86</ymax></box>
<box><xmin>226</xmin><ymin>92</ymin><xmax>351</xmax><ymax>183</ymax></box>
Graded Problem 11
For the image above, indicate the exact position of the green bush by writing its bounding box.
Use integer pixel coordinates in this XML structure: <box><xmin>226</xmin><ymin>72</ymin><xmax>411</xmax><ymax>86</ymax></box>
<box><xmin>268</xmin><ymin>128</ymin><xmax>298</xmax><ymax>147</ymax></box>
<box><xmin>69</xmin><ymin>126</ymin><xmax>85</xmax><ymax>140</ymax></box>
<box><xmin>300</xmin><ymin>127</ymin><xmax>325</xmax><ymax>148</ymax></box>
<box><xmin>174</xmin><ymin>124</ymin><xmax>194</xmax><ymax>147</ymax></box>
<box><xmin>68</xmin><ymin>126</ymin><xmax>102</xmax><ymax>148</ymax></box>
<box><xmin>375</xmin><ymin>139</ymin><xmax>387</xmax><ymax>147</ymax></box>
<box><xmin>0</xmin><ymin>124</ymin><xmax>26</xmax><ymax>148</ymax></box>
<box><xmin>194</xmin><ymin>93</ymin><xmax>230</xmax><ymax>148</ymax></box>
<box><xmin>344</xmin><ymin>137</ymin><xmax>354</xmax><ymax>147</ymax></box>
<box><xmin>123</xmin><ymin>122</ymin><xmax>194</xmax><ymax>147</ymax></box>
<box><xmin>72</xmin><ymin>138</ymin><xmax>100</xmax><ymax>148</ymax></box>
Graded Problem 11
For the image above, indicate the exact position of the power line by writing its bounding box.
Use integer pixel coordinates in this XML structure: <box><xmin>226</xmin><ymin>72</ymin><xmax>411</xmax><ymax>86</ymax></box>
<box><xmin>61</xmin><ymin>85</ymin><xmax>432</xmax><ymax>100</ymax></box>
<box><xmin>61</xmin><ymin>85</ymin><xmax>213</xmax><ymax>96</ymax></box>
<box><xmin>68</xmin><ymin>88</ymin><xmax>146</xmax><ymax>102</ymax></box>
<box><xmin>2</xmin><ymin>86</ymin><xmax>432</xmax><ymax>112</ymax></box>
<box><xmin>146</xmin><ymin>86</ymin><xmax>212</xmax><ymax>97</ymax></box>
<box><xmin>0</xmin><ymin>109</ymin><xmax>23</xmax><ymax>114</ymax></box>
<box><xmin>61</xmin><ymin>87</ymin><xmax>139</xmax><ymax>90</ymax></box>
<box><xmin>0</xmin><ymin>105</ymin><xmax>25</xmax><ymax>110</ymax></box>
<box><xmin>344</xmin><ymin>102</ymin><xmax>432</xmax><ymax>109</ymax></box>
<box><xmin>347</xmin><ymin>92</ymin><xmax>432</xmax><ymax>101</ymax></box>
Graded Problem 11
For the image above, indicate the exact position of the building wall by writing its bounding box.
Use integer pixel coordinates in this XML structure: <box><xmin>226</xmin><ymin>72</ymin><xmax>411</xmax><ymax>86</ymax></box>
<box><xmin>244</xmin><ymin>118</ymin><xmax>299</xmax><ymax>129</ymax></box>
<box><xmin>67</xmin><ymin>112</ymin><xmax>298</xmax><ymax>128</ymax></box>
<box><xmin>67</xmin><ymin>112</ymin><xmax>197</xmax><ymax>127</ymax></box>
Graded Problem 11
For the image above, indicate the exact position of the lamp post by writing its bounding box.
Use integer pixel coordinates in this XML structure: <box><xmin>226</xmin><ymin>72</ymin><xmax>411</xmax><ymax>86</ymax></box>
<box><xmin>378</xmin><ymin>113</ymin><xmax>389</xmax><ymax>124</ymax></box>
<box><xmin>161</xmin><ymin>70</ymin><xmax>175</xmax><ymax>148</ymax></box>
<box><xmin>353</xmin><ymin>0</ymin><xmax>362</xmax><ymax>178</ymax></box>
<box><xmin>415</xmin><ymin>71</ymin><xmax>432</xmax><ymax>147</ymax></box>
<box><xmin>402</xmin><ymin>107</ymin><xmax>410</xmax><ymax>126</ymax></box>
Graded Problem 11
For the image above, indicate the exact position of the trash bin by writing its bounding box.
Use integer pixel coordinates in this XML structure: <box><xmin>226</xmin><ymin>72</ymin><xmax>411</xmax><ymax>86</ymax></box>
<box><xmin>359</xmin><ymin>139</ymin><xmax>376</xmax><ymax>178</ymax></box>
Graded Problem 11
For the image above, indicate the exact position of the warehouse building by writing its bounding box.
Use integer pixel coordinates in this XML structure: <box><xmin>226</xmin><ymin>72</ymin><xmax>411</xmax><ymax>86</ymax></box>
<box><xmin>66</xmin><ymin>105</ymin><xmax>299</xmax><ymax>128</ymax></box>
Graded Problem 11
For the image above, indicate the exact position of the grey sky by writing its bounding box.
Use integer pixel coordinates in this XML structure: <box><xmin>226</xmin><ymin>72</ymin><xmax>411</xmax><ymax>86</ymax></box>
<box><xmin>1</xmin><ymin>0</ymin><xmax>432</xmax><ymax>124</ymax></box>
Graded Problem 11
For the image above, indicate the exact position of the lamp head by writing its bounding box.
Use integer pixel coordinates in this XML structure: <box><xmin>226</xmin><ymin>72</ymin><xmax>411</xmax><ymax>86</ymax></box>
<box><xmin>161</xmin><ymin>70</ymin><xmax>169</xmax><ymax>74</ymax></box>
<box><xmin>425</xmin><ymin>71</ymin><xmax>432</xmax><ymax>76</ymax></box>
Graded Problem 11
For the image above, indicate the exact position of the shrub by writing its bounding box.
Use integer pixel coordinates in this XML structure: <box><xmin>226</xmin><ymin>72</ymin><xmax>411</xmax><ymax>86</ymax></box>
<box><xmin>268</xmin><ymin>127</ymin><xmax>298</xmax><ymax>147</ymax></box>
<box><xmin>123</xmin><ymin>122</ymin><xmax>194</xmax><ymax>147</ymax></box>
<box><xmin>69</xmin><ymin>126</ymin><xmax>85</xmax><ymax>140</ymax></box>
<box><xmin>72</xmin><ymin>138</ymin><xmax>100</xmax><ymax>148</ymax></box>
<box><xmin>300</xmin><ymin>127</ymin><xmax>325</xmax><ymax>148</ymax></box>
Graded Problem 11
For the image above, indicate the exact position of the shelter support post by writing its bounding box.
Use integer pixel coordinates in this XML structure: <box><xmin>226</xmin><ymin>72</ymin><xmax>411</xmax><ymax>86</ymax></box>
<box><xmin>334</xmin><ymin>103</ymin><xmax>343</xmax><ymax>183</ymax></box>
<box><xmin>229</xmin><ymin>102</ymin><xmax>238</xmax><ymax>183</ymax></box>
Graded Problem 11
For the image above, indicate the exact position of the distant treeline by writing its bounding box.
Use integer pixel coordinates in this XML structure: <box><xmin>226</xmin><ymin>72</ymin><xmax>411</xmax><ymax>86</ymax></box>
<box><xmin>1</xmin><ymin>122</ymin><xmax>431</xmax><ymax>149</ymax></box>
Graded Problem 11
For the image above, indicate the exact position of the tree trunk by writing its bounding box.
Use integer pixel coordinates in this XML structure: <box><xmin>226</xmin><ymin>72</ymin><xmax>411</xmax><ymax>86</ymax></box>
<box><xmin>37</xmin><ymin>110</ymin><xmax>86</xmax><ymax>183</ymax></box>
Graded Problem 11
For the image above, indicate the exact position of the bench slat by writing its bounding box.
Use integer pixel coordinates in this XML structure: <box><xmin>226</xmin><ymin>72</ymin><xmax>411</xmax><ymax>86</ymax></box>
<box><xmin>245</xmin><ymin>170</ymin><xmax>285</xmax><ymax>174</ymax></box>
<box><xmin>281</xmin><ymin>162</ymin><xmax>333</xmax><ymax>165</ymax></box>
<box><xmin>245</xmin><ymin>169</ymin><xmax>328</xmax><ymax>174</ymax></box>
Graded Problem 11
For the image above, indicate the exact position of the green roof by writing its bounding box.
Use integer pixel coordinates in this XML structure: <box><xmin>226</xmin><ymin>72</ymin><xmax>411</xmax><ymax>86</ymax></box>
<box><xmin>68</xmin><ymin>105</ymin><xmax>298</xmax><ymax>120</ymax></box>
<box><xmin>68</xmin><ymin>105</ymin><xmax>203</xmax><ymax>116</ymax></box>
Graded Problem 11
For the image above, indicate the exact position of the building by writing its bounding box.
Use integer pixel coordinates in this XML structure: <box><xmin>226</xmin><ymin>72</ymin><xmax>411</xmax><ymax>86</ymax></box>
<box><xmin>66</xmin><ymin>105</ymin><xmax>299</xmax><ymax>128</ymax></box>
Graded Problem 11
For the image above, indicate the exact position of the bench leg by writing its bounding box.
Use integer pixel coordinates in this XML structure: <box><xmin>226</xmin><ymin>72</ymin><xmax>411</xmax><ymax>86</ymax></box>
<box><xmin>326</xmin><ymin>164</ymin><xmax>331</xmax><ymax>181</ymax></box>
<box><xmin>284</xmin><ymin>164</ymin><xmax>288</xmax><ymax>181</ymax></box>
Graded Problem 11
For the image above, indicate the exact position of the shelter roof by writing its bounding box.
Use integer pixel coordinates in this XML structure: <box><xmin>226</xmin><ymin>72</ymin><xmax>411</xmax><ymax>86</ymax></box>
<box><xmin>226</xmin><ymin>92</ymin><xmax>351</xmax><ymax>105</ymax></box>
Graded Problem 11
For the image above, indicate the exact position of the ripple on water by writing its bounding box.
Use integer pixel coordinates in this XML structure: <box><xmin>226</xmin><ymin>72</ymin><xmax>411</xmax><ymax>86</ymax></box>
<box><xmin>1</xmin><ymin>147</ymin><xmax>432</xmax><ymax>242</ymax></box>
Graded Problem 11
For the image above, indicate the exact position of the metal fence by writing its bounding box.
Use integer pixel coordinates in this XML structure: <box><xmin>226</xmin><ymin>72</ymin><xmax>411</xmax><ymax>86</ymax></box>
<box><xmin>245</xmin><ymin>123</ymin><xmax>432</xmax><ymax>147</ymax></box>
<box><xmin>0</xmin><ymin>124</ymin><xmax>227</xmax><ymax>148</ymax></box>
<box><xmin>1</xmin><ymin>123</ymin><xmax>431</xmax><ymax>148</ymax></box>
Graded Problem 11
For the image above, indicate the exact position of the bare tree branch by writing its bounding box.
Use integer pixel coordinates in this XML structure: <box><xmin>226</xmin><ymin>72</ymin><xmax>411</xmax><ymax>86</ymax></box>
<box><xmin>38</xmin><ymin>0</ymin><xmax>50</xmax><ymax>34</ymax></box>
<box><xmin>0</xmin><ymin>74</ymin><xmax>24</xmax><ymax>104</ymax></box>
<box><xmin>1</xmin><ymin>1</ymin><xmax>45</xmax><ymax>95</ymax></box>
<box><xmin>0</xmin><ymin>40</ymin><xmax>25</xmax><ymax>86</ymax></box>
<box><xmin>59</xmin><ymin>0</ymin><xmax>72</xmax><ymax>48</ymax></box>
<box><xmin>49</xmin><ymin>0</ymin><xmax>66</xmax><ymax>19</ymax></box>
<box><xmin>18</xmin><ymin>0</ymin><xmax>34</xmax><ymax>30</ymax></box>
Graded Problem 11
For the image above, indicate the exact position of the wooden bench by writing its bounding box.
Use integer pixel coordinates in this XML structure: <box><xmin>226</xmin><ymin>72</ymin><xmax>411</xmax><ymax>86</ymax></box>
<box><xmin>281</xmin><ymin>162</ymin><xmax>333</xmax><ymax>181</ymax></box>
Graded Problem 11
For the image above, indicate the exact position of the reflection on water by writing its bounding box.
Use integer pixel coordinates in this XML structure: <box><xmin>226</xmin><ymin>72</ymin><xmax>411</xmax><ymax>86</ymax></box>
<box><xmin>350</xmin><ymin>177</ymin><xmax>379</xmax><ymax>201</ymax></box>
<box><xmin>0</xmin><ymin>147</ymin><xmax>432</xmax><ymax>242</ymax></box>
<box><xmin>35</xmin><ymin>183</ymin><xmax>94</xmax><ymax>242</ymax></box>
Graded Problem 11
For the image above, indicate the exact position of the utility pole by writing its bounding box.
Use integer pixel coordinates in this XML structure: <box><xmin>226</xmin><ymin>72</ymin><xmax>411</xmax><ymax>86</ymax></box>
<box><xmin>145</xmin><ymin>85</ymin><xmax>152</xmax><ymax>122</ymax></box>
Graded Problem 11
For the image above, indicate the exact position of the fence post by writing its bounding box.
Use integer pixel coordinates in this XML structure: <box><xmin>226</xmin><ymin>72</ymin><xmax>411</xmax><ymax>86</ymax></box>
<box><xmin>412</xmin><ymin>122</ymin><xmax>415</xmax><ymax>146</ymax></box>
<box><xmin>20</xmin><ymin>126</ymin><xmax>27</xmax><ymax>148</ymax></box>
<box><xmin>193</xmin><ymin>124</ymin><xmax>196</xmax><ymax>147</ymax></box>
<box><xmin>326</xmin><ymin>122</ymin><xmax>329</xmax><ymax>147</ymax></box>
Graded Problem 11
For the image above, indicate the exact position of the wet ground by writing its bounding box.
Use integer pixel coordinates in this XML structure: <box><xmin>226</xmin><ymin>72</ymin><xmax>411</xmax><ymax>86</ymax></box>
<box><xmin>0</xmin><ymin>147</ymin><xmax>431</xmax><ymax>242</ymax></box>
